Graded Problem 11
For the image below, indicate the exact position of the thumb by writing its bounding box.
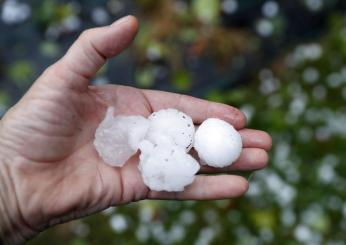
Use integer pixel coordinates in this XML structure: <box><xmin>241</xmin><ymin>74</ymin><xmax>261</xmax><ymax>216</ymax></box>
<box><xmin>47</xmin><ymin>15</ymin><xmax>138</xmax><ymax>89</ymax></box>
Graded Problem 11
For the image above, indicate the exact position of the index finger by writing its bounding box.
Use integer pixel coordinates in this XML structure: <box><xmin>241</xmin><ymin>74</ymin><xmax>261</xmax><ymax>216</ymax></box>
<box><xmin>142</xmin><ymin>90</ymin><xmax>247</xmax><ymax>129</ymax></box>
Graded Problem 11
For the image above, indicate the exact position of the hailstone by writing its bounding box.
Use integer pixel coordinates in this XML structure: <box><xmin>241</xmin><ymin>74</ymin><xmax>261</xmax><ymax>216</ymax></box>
<box><xmin>146</xmin><ymin>109</ymin><xmax>194</xmax><ymax>151</ymax></box>
<box><xmin>138</xmin><ymin>139</ymin><xmax>200</xmax><ymax>192</ymax></box>
<box><xmin>94</xmin><ymin>107</ymin><xmax>149</xmax><ymax>167</ymax></box>
<box><xmin>94</xmin><ymin>107</ymin><xmax>244</xmax><ymax>192</ymax></box>
<box><xmin>194</xmin><ymin>118</ymin><xmax>242</xmax><ymax>168</ymax></box>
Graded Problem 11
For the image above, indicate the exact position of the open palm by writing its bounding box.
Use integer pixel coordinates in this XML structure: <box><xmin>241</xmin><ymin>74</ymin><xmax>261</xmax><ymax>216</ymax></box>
<box><xmin>0</xmin><ymin>16</ymin><xmax>271</xmax><ymax>239</ymax></box>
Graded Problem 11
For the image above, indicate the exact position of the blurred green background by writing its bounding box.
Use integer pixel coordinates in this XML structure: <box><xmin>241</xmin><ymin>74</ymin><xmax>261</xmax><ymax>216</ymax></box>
<box><xmin>1</xmin><ymin>0</ymin><xmax>346</xmax><ymax>244</ymax></box>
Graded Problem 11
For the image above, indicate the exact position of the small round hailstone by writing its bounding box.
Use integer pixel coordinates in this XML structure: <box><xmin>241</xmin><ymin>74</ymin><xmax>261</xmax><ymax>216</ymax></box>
<box><xmin>146</xmin><ymin>109</ymin><xmax>194</xmax><ymax>151</ymax></box>
<box><xmin>194</xmin><ymin>118</ymin><xmax>242</xmax><ymax>168</ymax></box>
<box><xmin>94</xmin><ymin>107</ymin><xmax>149</xmax><ymax>167</ymax></box>
<box><xmin>138</xmin><ymin>140</ymin><xmax>200</xmax><ymax>192</ymax></box>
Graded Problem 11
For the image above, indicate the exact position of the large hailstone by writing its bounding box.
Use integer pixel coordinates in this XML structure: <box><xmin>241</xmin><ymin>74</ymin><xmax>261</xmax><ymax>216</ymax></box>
<box><xmin>146</xmin><ymin>109</ymin><xmax>195</xmax><ymax>151</ymax></box>
<box><xmin>94</xmin><ymin>107</ymin><xmax>149</xmax><ymax>167</ymax></box>
<box><xmin>138</xmin><ymin>139</ymin><xmax>200</xmax><ymax>192</ymax></box>
<box><xmin>194</xmin><ymin>118</ymin><xmax>242</xmax><ymax>168</ymax></box>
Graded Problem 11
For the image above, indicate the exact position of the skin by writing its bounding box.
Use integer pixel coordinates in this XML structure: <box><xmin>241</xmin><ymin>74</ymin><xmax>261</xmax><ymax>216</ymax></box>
<box><xmin>0</xmin><ymin>16</ymin><xmax>272</xmax><ymax>241</ymax></box>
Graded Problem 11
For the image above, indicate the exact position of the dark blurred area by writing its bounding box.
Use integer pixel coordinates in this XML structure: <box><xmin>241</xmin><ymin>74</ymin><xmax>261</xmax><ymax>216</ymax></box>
<box><xmin>1</xmin><ymin>0</ymin><xmax>346</xmax><ymax>244</ymax></box>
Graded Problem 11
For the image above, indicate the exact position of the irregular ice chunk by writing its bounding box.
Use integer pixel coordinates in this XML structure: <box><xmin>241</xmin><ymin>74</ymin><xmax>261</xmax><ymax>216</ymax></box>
<box><xmin>146</xmin><ymin>109</ymin><xmax>195</xmax><ymax>151</ymax></box>
<box><xmin>94</xmin><ymin>107</ymin><xmax>149</xmax><ymax>167</ymax></box>
<box><xmin>138</xmin><ymin>140</ymin><xmax>200</xmax><ymax>192</ymax></box>
<box><xmin>194</xmin><ymin>118</ymin><xmax>242</xmax><ymax>168</ymax></box>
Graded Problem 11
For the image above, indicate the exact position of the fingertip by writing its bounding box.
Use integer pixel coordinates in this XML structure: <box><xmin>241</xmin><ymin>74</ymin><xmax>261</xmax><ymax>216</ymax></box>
<box><xmin>211</xmin><ymin>102</ymin><xmax>247</xmax><ymax>129</ymax></box>
<box><xmin>111</xmin><ymin>15</ymin><xmax>138</xmax><ymax>28</ymax></box>
<box><xmin>124</xmin><ymin>15</ymin><xmax>139</xmax><ymax>32</ymax></box>
<box><xmin>233</xmin><ymin>148</ymin><xmax>269</xmax><ymax>171</ymax></box>
<box><xmin>255</xmin><ymin>131</ymin><xmax>273</xmax><ymax>151</ymax></box>
<box><xmin>223</xmin><ymin>105</ymin><xmax>247</xmax><ymax>129</ymax></box>
<box><xmin>236</xmin><ymin>110</ymin><xmax>247</xmax><ymax>129</ymax></box>
<box><xmin>59</xmin><ymin>15</ymin><xmax>140</xmax><ymax>86</ymax></box>
<box><xmin>128</xmin><ymin>15</ymin><xmax>139</xmax><ymax>26</ymax></box>
<box><xmin>264</xmin><ymin>132</ymin><xmax>273</xmax><ymax>151</ymax></box>
<box><xmin>242</xmin><ymin>178</ymin><xmax>250</xmax><ymax>194</ymax></box>
<box><xmin>103</xmin><ymin>16</ymin><xmax>139</xmax><ymax>56</ymax></box>
<box><xmin>109</xmin><ymin>15</ymin><xmax>139</xmax><ymax>39</ymax></box>
<box><xmin>256</xmin><ymin>149</ymin><xmax>269</xmax><ymax>169</ymax></box>
<box><xmin>218</xmin><ymin>175</ymin><xmax>249</xmax><ymax>198</ymax></box>
<box><xmin>231</xmin><ymin>176</ymin><xmax>249</xmax><ymax>197</ymax></box>
<box><xmin>239</xmin><ymin>129</ymin><xmax>273</xmax><ymax>151</ymax></box>
<box><xmin>199</xmin><ymin>148</ymin><xmax>270</xmax><ymax>173</ymax></box>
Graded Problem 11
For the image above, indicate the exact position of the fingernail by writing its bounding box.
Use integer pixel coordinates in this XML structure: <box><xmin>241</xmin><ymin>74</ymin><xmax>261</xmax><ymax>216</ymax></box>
<box><xmin>111</xmin><ymin>15</ymin><xmax>133</xmax><ymax>26</ymax></box>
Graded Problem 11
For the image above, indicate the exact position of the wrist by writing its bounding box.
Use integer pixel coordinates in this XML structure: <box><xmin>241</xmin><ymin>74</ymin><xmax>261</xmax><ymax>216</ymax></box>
<box><xmin>0</xmin><ymin>159</ymin><xmax>36</xmax><ymax>244</ymax></box>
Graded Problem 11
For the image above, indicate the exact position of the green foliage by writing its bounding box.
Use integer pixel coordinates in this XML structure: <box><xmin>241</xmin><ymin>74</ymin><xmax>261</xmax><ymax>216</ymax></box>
<box><xmin>40</xmin><ymin>41</ymin><xmax>60</xmax><ymax>58</ymax></box>
<box><xmin>8</xmin><ymin>60</ymin><xmax>35</xmax><ymax>87</ymax></box>
<box><xmin>33</xmin><ymin>0</ymin><xmax>75</xmax><ymax>28</ymax></box>
<box><xmin>192</xmin><ymin>0</ymin><xmax>220</xmax><ymax>24</ymax></box>
<box><xmin>135</xmin><ymin>65</ymin><xmax>156</xmax><ymax>88</ymax></box>
<box><xmin>172</xmin><ymin>70</ymin><xmax>192</xmax><ymax>91</ymax></box>
<box><xmin>0</xmin><ymin>90</ymin><xmax>10</xmax><ymax>107</ymax></box>
<box><xmin>250</xmin><ymin>210</ymin><xmax>276</xmax><ymax>229</ymax></box>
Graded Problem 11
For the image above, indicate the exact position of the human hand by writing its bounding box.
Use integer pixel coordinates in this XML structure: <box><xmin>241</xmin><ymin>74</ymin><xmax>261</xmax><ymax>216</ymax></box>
<box><xmin>0</xmin><ymin>16</ymin><xmax>272</xmax><ymax>243</ymax></box>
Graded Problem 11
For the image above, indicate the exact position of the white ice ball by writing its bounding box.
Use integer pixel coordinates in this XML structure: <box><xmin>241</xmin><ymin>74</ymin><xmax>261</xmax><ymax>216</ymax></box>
<box><xmin>138</xmin><ymin>140</ymin><xmax>200</xmax><ymax>192</ymax></box>
<box><xmin>194</xmin><ymin>118</ymin><xmax>242</xmax><ymax>168</ymax></box>
<box><xmin>146</xmin><ymin>109</ymin><xmax>195</xmax><ymax>151</ymax></box>
<box><xmin>94</xmin><ymin>107</ymin><xmax>149</xmax><ymax>167</ymax></box>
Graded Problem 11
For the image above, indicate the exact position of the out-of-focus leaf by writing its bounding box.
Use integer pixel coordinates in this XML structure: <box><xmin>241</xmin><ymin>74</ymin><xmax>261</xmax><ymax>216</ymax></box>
<box><xmin>70</xmin><ymin>238</ymin><xmax>89</xmax><ymax>245</ymax></box>
<box><xmin>8</xmin><ymin>60</ymin><xmax>35</xmax><ymax>87</ymax></box>
<box><xmin>56</xmin><ymin>3</ymin><xmax>74</xmax><ymax>21</ymax></box>
<box><xmin>135</xmin><ymin>0</ymin><xmax>159</xmax><ymax>9</ymax></box>
<box><xmin>192</xmin><ymin>0</ymin><xmax>220</xmax><ymax>24</ymax></box>
<box><xmin>206</xmin><ymin>90</ymin><xmax>225</xmax><ymax>102</ymax></box>
<box><xmin>135</xmin><ymin>66</ymin><xmax>156</xmax><ymax>88</ymax></box>
<box><xmin>0</xmin><ymin>90</ymin><xmax>10</xmax><ymax>106</ymax></box>
<box><xmin>172</xmin><ymin>70</ymin><xmax>192</xmax><ymax>91</ymax></box>
<box><xmin>34</xmin><ymin>0</ymin><xmax>74</xmax><ymax>27</ymax></box>
<box><xmin>179</xmin><ymin>28</ymin><xmax>198</xmax><ymax>43</ymax></box>
<box><xmin>226</xmin><ymin>89</ymin><xmax>250</xmax><ymax>104</ymax></box>
<box><xmin>146</xmin><ymin>41</ymin><xmax>167</xmax><ymax>61</ymax></box>
<box><xmin>35</xmin><ymin>0</ymin><xmax>57</xmax><ymax>24</ymax></box>
<box><xmin>251</xmin><ymin>210</ymin><xmax>276</xmax><ymax>229</ymax></box>
<box><xmin>310</xmin><ymin>212</ymin><xmax>330</xmax><ymax>233</ymax></box>
<box><xmin>40</xmin><ymin>41</ymin><xmax>60</xmax><ymax>58</ymax></box>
